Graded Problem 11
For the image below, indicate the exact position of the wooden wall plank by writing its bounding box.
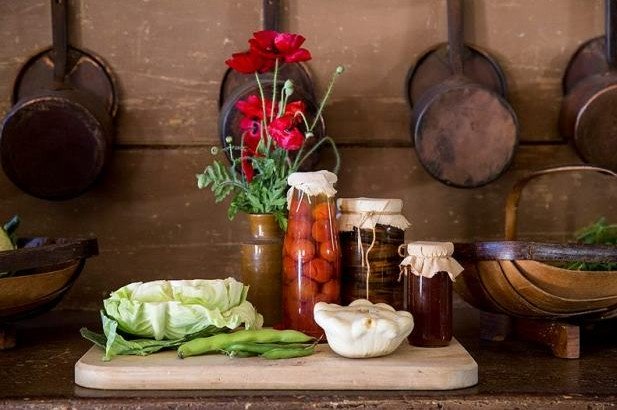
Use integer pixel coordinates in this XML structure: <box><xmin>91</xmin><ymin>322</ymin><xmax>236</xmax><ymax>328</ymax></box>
<box><xmin>0</xmin><ymin>145</ymin><xmax>614</xmax><ymax>310</ymax></box>
<box><xmin>0</xmin><ymin>0</ymin><xmax>605</xmax><ymax>145</ymax></box>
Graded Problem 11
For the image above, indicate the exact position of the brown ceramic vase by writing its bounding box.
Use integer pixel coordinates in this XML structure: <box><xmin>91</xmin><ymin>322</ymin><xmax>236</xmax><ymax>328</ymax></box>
<box><xmin>241</xmin><ymin>213</ymin><xmax>282</xmax><ymax>326</ymax></box>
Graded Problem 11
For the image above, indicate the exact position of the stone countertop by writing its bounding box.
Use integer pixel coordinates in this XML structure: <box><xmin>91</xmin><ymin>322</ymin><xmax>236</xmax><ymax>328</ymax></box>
<box><xmin>0</xmin><ymin>309</ymin><xmax>616</xmax><ymax>409</ymax></box>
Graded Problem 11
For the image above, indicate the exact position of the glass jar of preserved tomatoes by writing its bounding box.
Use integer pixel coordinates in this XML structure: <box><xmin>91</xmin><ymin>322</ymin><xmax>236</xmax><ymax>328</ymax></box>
<box><xmin>399</xmin><ymin>242</ymin><xmax>463</xmax><ymax>347</ymax></box>
<box><xmin>338</xmin><ymin>198</ymin><xmax>410</xmax><ymax>310</ymax></box>
<box><xmin>282</xmin><ymin>170</ymin><xmax>340</xmax><ymax>338</ymax></box>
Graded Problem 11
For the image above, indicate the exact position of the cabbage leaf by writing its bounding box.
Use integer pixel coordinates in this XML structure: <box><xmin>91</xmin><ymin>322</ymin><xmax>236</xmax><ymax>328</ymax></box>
<box><xmin>102</xmin><ymin>278</ymin><xmax>264</xmax><ymax>340</ymax></box>
<box><xmin>80</xmin><ymin>311</ymin><xmax>224</xmax><ymax>361</ymax></box>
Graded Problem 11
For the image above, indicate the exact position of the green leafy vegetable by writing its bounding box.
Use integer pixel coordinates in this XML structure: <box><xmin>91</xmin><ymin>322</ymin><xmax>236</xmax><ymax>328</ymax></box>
<box><xmin>102</xmin><ymin>278</ymin><xmax>263</xmax><ymax>340</ymax></box>
<box><xmin>565</xmin><ymin>218</ymin><xmax>617</xmax><ymax>271</ymax></box>
<box><xmin>80</xmin><ymin>311</ymin><xmax>225</xmax><ymax>361</ymax></box>
<box><xmin>197</xmin><ymin>145</ymin><xmax>292</xmax><ymax>231</ymax></box>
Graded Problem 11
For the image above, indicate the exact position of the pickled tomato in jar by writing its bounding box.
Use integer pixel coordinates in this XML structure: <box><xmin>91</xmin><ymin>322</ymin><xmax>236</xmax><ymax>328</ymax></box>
<box><xmin>282</xmin><ymin>171</ymin><xmax>340</xmax><ymax>338</ymax></box>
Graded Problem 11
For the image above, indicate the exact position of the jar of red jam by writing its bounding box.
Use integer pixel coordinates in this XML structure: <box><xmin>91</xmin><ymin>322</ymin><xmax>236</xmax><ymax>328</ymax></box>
<box><xmin>282</xmin><ymin>171</ymin><xmax>340</xmax><ymax>338</ymax></box>
<box><xmin>399</xmin><ymin>242</ymin><xmax>463</xmax><ymax>347</ymax></box>
<box><xmin>338</xmin><ymin>198</ymin><xmax>410</xmax><ymax>310</ymax></box>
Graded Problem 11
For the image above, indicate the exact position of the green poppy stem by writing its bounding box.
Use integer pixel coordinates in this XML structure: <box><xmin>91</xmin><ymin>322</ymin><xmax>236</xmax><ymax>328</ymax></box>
<box><xmin>291</xmin><ymin>112</ymin><xmax>313</xmax><ymax>171</ymax></box>
<box><xmin>309</xmin><ymin>66</ymin><xmax>344</xmax><ymax>132</ymax></box>
<box><xmin>270</xmin><ymin>59</ymin><xmax>279</xmax><ymax>121</ymax></box>
<box><xmin>295</xmin><ymin>136</ymin><xmax>340</xmax><ymax>174</ymax></box>
<box><xmin>255</xmin><ymin>72</ymin><xmax>268</xmax><ymax>128</ymax></box>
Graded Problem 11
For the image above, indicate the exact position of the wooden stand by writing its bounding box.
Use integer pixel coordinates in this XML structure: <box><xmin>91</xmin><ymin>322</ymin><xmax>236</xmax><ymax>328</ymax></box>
<box><xmin>479</xmin><ymin>311</ymin><xmax>512</xmax><ymax>342</ymax></box>
<box><xmin>0</xmin><ymin>325</ymin><xmax>16</xmax><ymax>350</ymax></box>
<box><xmin>480</xmin><ymin>312</ymin><xmax>580</xmax><ymax>359</ymax></box>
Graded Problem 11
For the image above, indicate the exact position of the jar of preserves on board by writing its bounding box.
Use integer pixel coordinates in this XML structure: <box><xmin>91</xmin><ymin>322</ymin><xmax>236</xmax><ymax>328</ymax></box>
<box><xmin>282</xmin><ymin>170</ymin><xmax>341</xmax><ymax>338</ymax></box>
<box><xmin>399</xmin><ymin>242</ymin><xmax>463</xmax><ymax>347</ymax></box>
<box><xmin>338</xmin><ymin>198</ymin><xmax>410</xmax><ymax>310</ymax></box>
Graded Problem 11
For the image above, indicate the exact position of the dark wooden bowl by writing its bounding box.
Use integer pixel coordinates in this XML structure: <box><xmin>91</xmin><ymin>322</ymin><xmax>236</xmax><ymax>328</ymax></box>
<box><xmin>0</xmin><ymin>237</ymin><xmax>98</xmax><ymax>321</ymax></box>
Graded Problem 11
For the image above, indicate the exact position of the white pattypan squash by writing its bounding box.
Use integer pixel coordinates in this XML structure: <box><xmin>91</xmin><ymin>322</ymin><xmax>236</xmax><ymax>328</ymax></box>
<box><xmin>314</xmin><ymin>299</ymin><xmax>414</xmax><ymax>358</ymax></box>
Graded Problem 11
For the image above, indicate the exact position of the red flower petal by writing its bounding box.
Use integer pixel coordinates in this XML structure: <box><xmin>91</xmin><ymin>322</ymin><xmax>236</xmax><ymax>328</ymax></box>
<box><xmin>257</xmin><ymin>58</ymin><xmax>277</xmax><ymax>73</ymax></box>
<box><xmin>236</xmin><ymin>95</ymin><xmax>275</xmax><ymax>119</ymax></box>
<box><xmin>236</xmin><ymin>95</ymin><xmax>261</xmax><ymax>118</ymax></box>
<box><xmin>248</xmin><ymin>31</ymin><xmax>312</xmax><ymax>67</ymax></box>
<box><xmin>274</xmin><ymin>33</ymin><xmax>305</xmax><ymax>53</ymax></box>
<box><xmin>252</xmin><ymin>30</ymin><xmax>278</xmax><ymax>50</ymax></box>
<box><xmin>240</xmin><ymin>118</ymin><xmax>261</xmax><ymax>154</ymax></box>
<box><xmin>241</xmin><ymin>153</ymin><xmax>254</xmax><ymax>183</ymax></box>
<box><xmin>284</xmin><ymin>101</ymin><xmax>307</xmax><ymax>120</ymax></box>
<box><xmin>268</xmin><ymin>116</ymin><xmax>304</xmax><ymax>151</ymax></box>
<box><xmin>284</xmin><ymin>48</ymin><xmax>311</xmax><ymax>63</ymax></box>
<box><xmin>225</xmin><ymin>51</ymin><xmax>266</xmax><ymax>74</ymax></box>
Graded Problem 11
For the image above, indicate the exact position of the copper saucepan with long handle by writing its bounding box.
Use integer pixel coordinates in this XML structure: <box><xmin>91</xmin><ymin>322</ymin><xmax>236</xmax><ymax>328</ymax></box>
<box><xmin>410</xmin><ymin>0</ymin><xmax>519</xmax><ymax>188</ymax></box>
<box><xmin>0</xmin><ymin>0</ymin><xmax>116</xmax><ymax>200</ymax></box>
<box><xmin>560</xmin><ymin>0</ymin><xmax>617</xmax><ymax>171</ymax></box>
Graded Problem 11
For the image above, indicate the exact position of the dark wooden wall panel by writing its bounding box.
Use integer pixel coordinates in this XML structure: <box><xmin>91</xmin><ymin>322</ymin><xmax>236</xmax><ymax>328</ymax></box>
<box><xmin>0</xmin><ymin>1</ymin><xmax>615</xmax><ymax>311</ymax></box>
<box><xmin>0</xmin><ymin>146</ymin><xmax>613</xmax><ymax>310</ymax></box>
<box><xmin>0</xmin><ymin>0</ymin><xmax>605</xmax><ymax>145</ymax></box>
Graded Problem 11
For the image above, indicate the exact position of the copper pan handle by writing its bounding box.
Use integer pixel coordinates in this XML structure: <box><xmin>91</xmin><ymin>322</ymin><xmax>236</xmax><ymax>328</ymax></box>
<box><xmin>51</xmin><ymin>0</ymin><xmax>68</xmax><ymax>87</ymax></box>
<box><xmin>263</xmin><ymin>0</ymin><xmax>280</xmax><ymax>31</ymax></box>
<box><xmin>447</xmin><ymin>0</ymin><xmax>464</xmax><ymax>76</ymax></box>
<box><xmin>606</xmin><ymin>0</ymin><xmax>617</xmax><ymax>69</ymax></box>
<box><xmin>504</xmin><ymin>165</ymin><xmax>617</xmax><ymax>240</ymax></box>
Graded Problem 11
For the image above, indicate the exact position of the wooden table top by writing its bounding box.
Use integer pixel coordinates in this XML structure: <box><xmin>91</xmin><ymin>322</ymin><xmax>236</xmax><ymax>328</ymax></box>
<box><xmin>0</xmin><ymin>306</ymin><xmax>616</xmax><ymax>409</ymax></box>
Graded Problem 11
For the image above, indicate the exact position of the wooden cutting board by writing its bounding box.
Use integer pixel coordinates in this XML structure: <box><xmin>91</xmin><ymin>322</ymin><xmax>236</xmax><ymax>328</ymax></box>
<box><xmin>74</xmin><ymin>339</ymin><xmax>478</xmax><ymax>390</ymax></box>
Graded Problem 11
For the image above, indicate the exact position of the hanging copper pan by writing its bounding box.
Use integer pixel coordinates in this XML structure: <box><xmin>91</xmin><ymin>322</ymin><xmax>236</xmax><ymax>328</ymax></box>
<box><xmin>559</xmin><ymin>0</ymin><xmax>617</xmax><ymax>171</ymax></box>
<box><xmin>405</xmin><ymin>1</ymin><xmax>508</xmax><ymax>108</ymax></box>
<box><xmin>409</xmin><ymin>0</ymin><xmax>518</xmax><ymax>188</ymax></box>
<box><xmin>0</xmin><ymin>0</ymin><xmax>117</xmax><ymax>200</ymax></box>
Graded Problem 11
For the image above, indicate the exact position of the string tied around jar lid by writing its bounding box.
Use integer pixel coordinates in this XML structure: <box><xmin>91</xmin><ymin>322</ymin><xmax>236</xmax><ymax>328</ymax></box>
<box><xmin>338</xmin><ymin>198</ymin><xmax>411</xmax><ymax>301</ymax></box>
<box><xmin>355</xmin><ymin>211</ymin><xmax>377</xmax><ymax>299</ymax></box>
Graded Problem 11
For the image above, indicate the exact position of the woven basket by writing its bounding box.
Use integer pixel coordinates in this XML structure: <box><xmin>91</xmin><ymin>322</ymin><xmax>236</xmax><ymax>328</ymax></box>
<box><xmin>453</xmin><ymin>166</ymin><xmax>617</xmax><ymax>321</ymax></box>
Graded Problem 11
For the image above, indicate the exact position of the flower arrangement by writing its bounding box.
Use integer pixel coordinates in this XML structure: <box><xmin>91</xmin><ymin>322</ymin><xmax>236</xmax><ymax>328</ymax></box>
<box><xmin>197</xmin><ymin>30</ymin><xmax>343</xmax><ymax>230</ymax></box>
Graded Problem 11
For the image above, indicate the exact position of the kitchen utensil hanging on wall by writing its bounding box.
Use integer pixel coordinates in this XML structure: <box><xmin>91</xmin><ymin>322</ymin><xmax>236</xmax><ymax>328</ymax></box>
<box><xmin>406</xmin><ymin>0</ymin><xmax>518</xmax><ymax>188</ymax></box>
<box><xmin>218</xmin><ymin>0</ymin><xmax>324</xmax><ymax>169</ymax></box>
<box><xmin>560</xmin><ymin>0</ymin><xmax>617</xmax><ymax>171</ymax></box>
<box><xmin>0</xmin><ymin>0</ymin><xmax>117</xmax><ymax>200</ymax></box>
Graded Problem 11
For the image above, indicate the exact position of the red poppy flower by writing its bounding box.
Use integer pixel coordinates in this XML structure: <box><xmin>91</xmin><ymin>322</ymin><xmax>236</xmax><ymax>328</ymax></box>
<box><xmin>268</xmin><ymin>115</ymin><xmax>304</xmax><ymax>151</ymax></box>
<box><xmin>240</xmin><ymin>148</ymin><xmax>255</xmax><ymax>183</ymax></box>
<box><xmin>239</xmin><ymin>117</ymin><xmax>262</xmax><ymax>153</ymax></box>
<box><xmin>249</xmin><ymin>30</ymin><xmax>312</xmax><ymax>64</ymax></box>
<box><xmin>283</xmin><ymin>100</ymin><xmax>307</xmax><ymax>119</ymax></box>
<box><xmin>235</xmin><ymin>95</ymin><xmax>274</xmax><ymax>120</ymax></box>
<box><xmin>225</xmin><ymin>50</ymin><xmax>274</xmax><ymax>74</ymax></box>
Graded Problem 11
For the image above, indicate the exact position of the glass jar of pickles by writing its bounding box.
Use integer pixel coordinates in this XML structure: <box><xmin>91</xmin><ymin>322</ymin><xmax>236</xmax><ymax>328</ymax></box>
<box><xmin>282</xmin><ymin>170</ymin><xmax>340</xmax><ymax>338</ymax></box>
<box><xmin>338</xmin><ymin>198</ymin><xmax>410</xmax><ymax>310</ymax></box>
<box><xmin>399</xmin><ymin>242</ymin><xmax>463</xmax><ymax>347</ymax></box>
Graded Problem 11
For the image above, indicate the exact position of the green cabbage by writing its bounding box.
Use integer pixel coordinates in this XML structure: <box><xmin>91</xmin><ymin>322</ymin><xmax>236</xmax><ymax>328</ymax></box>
<box><xmin>103</xmin><ymin>278</ymin><xmax>264</xmax><ymax>340</ymax></box>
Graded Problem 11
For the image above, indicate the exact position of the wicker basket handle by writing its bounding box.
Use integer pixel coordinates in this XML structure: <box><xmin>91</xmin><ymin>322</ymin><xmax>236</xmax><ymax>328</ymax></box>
<box><xmin>505</xmin><ymin>165</ymin><xmax>617</xmax><ymax>240</ymax></box>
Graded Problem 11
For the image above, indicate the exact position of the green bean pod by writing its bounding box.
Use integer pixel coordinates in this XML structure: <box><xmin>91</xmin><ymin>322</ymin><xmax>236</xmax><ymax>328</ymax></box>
<box><xmin>178</xmin><ymin>329</ymin><xmax>313</xmax><ymax>358</ymax></box>
<box><xmin>260</xmin><ymin>346</ymin><xmax>315</xmax><ymax>360</ymax></box>
<box><xmin>224</xmin><ymin>350</ymin><xmax>258</xmax><ymax>358</ymax></box>
<box><xmin>224</xmin><ymin>342</ymin><xmax>312</xmax><ymax>355</ymax></box>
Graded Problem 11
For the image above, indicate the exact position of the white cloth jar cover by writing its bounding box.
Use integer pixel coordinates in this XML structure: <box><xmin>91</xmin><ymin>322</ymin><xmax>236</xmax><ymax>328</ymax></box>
<box><xmin>287</xmin><ymin>170</ymin><xmax>337</xmax><ymax>206</ymax></box>
<box><xmin>399</xmin><ymin>241</ymin><xmax>464</xmax><ymax>281</ymax></box>
<box><xmin>337</xmin><ymin>197</ymin><xmax>411</xmax><ymax>232</ymax></box>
